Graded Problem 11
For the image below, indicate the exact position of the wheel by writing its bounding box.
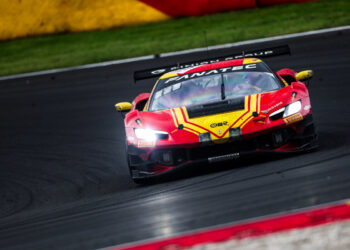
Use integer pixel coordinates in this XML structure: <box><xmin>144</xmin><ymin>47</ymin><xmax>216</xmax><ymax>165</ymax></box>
<box><xmin>125</xmin><ymin>140</ymin><xmax>154</xmax><ymax>184</ymax></box>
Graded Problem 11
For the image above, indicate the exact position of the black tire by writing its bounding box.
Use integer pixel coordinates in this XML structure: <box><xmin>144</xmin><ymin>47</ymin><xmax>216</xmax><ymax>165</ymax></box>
<box><xmin>125</xmin><ymin>140</ymin><xmax>154</xmax><ymax>184</ymax></box>
<box><xmin>124</xmin><ymin>140</ymin><xmax>137</xmax><ymax>182</ymax></box>
<box><xmin>126</xmin><ymin>153</ymin><xmax>150</xmax><ymax>184</ymax></box>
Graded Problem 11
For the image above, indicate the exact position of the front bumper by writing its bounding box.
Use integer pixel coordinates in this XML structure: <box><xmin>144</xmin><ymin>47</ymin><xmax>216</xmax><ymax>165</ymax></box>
<box><xmin>128</xmin><ymin>114</ymin><xmax>317</xmax><ymax>179</ymax></box>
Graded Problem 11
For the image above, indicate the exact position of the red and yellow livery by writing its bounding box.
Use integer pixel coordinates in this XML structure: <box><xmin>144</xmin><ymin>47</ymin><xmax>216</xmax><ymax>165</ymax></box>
<box><xmin>116</xmin><ymin>49</ymin><xmax>317</xmax><ymax>183</ymax></box>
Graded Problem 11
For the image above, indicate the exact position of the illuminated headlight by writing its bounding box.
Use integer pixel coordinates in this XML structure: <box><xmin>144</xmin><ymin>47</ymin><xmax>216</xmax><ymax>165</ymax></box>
<box><xmin>134</xmin><ymin>128</ymin><xmax>168</xmax><ymax>141</ymax></box>
<box><xmin>283</xmin><ymin>101</ymin><xmax>301</xmax><ymax>118</ymax></box>
<box><xmin>269</xmin><ymin>101</ymin><xmax>301</xmax><ymax>120</ymax></box>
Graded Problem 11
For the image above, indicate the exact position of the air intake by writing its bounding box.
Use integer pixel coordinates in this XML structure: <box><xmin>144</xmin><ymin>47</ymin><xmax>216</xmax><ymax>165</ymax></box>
<box><xmin>187</xmin><ymin>97</ymin><xmax>245</xmax><ymax>118</ymax></box>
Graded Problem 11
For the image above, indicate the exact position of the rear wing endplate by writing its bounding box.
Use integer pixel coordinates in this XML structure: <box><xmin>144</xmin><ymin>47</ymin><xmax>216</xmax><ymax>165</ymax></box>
<box><xmin>134</xmin><ymin>45</ymin><xmax>290</xmax><ymax>82</ymax></box>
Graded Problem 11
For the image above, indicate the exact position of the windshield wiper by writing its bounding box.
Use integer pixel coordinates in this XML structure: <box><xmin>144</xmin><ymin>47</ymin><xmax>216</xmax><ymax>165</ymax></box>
<box><xmin>221</xmin><ymin>74</ymin><xmax>225</xmax><ymax>100</ymax></box>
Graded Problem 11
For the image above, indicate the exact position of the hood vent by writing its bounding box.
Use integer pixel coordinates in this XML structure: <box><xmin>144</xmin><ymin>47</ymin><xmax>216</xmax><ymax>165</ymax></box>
<box><xmin>186</xmin><ymin>97</ymin><xmax>245</xmax><ymax>118</ymax></box>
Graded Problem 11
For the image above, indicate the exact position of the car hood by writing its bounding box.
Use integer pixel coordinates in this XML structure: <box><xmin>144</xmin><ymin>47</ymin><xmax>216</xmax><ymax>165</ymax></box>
<box><xmin>127</xmin><ymin>85</ymin><xmax>306</xmax><ymax>145</ymax></box>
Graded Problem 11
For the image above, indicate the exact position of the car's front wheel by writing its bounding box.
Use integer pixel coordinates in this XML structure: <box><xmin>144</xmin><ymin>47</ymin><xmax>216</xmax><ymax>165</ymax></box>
<box><xmin>126</xmin><ymin>154</ymin><xmax>152</xmax><ymax>184</ymax></box>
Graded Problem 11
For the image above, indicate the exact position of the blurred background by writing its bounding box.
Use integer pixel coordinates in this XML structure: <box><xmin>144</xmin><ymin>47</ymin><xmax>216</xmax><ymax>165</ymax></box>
<box><xmin>1</xmin><ymin>0</ymin><xmax>349</xmax><ymax>76</ymax></box>
<box><xmin>1</xmin><ymin>1</ymin><xmax>350</xmax><ymax>250</ymax></box>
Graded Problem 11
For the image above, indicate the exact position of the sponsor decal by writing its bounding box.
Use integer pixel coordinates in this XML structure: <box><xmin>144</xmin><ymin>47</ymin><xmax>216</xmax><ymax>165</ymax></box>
<box><xmin>210</xmin><ymin>121</ymin><xmax>228</xmax><ymax>128</ymax></box>
<box><xmin>261</xmin><ymin>101</ymin><xmax>283</xmax><ymax>114</ymax></box>
<box><xmin>284</xmin><ymin>113</ymin><xmax>303</xmax><ymax>125</ymax></box>
<box><xmin>165</xmin><ymin>64</ymin><xmax>257</xmax><ymax>84</ymax></box>
<box><xmin>208</xmin><ymin>153</ymin><xmax>240</xmax><ymax>163</ymax></box>
<box><xmin>134</xmin><ymin>46</ymin><xmax>290</xmax><ymax>81</ymax></box>
<box><xmin>137</xmin><ymin>140</ymin><xmax>155</xmax><ymax>148</ymax></box>
<box><xmin>149</xmin><ymin>50</ymin><xmax>276</xmax><ymax>75</ymax></box>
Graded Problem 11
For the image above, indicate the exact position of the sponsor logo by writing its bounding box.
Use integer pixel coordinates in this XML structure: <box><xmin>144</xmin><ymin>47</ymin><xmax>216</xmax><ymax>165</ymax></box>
<box><xmin>208</xmin><ymin>153</ymin><xmax>240</xmax><ymax>163</ymax></box>
<box><xmin>284</xmin><ymin>113</ymin><xmax>303</xmax><ymax>125</ymax></box>
<box><xmin>163</xmin><ymin>50</ymin><xmax>273</xmax><ymax>72</ymax></box>
<box><xmin>210</xmin><ymin>121</ymin><xmax>228</xmax><ymax>128</ymax></box>
<box><xmin>261</xmin><ymin>101</ymin><xmax>283</xmax><ymax>114</ymax></box>
<box><xmin>136</xmin><ymin>46</ymin><xmax>289</xmax><ymax>80</ymax></box>
<box><xmin>165</xmin><ymin>64</ymin><xmax>257</xmax><ymax>84</ymax></box>
<box><xmin>137</xmin><ymin>140</ymin><xmax>155</xmax><ymax>148</ymax></box>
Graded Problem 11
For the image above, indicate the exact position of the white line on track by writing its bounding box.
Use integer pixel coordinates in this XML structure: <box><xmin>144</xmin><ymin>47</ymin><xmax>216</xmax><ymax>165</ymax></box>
<box><xmin>1</xmin><ymin>25</ymin><xmax>349</xmax><ymax>82</ymax></box>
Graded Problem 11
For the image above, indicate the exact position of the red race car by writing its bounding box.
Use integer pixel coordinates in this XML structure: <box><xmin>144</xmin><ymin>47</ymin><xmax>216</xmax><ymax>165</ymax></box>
<box><xmin>115</xmin><ymin>46</ymin><xmax>318</xmax><ymax>183</ymax></box>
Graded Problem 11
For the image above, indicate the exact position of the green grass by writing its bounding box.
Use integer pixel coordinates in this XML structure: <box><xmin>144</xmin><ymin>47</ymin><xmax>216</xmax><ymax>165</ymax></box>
<box><xmin>1</xmin><ymin>0</ymin><xmax>349</xmax><ymax>76</ymax></box>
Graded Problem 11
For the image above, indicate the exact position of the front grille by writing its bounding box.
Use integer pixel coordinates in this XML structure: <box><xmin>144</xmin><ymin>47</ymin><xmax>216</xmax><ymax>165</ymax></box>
<box><xmin>256</xmin><ymin>127</ymin><xmax>295</xmax><ymax>149</ymax></box>
<box><xmin>149</xmin><ymin>127</ymin><xmax>298</xmax><ymax>165</ymax></box>
<box><xmin>190</xmin><ymin>127</ymin><xmax>296</xmax><ymax>160</ymax></box>
<box><xmin>150</xmin><ymin>148</ymin><xmax>187</xmax><ymax>166</ymax></box>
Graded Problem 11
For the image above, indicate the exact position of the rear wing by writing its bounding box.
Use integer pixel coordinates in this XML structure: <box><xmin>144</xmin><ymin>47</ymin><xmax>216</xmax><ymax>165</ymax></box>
<box><xmin>134</xmin><ymin>45</ymin><xmax>290</xmax><ymax>82</ymax></box>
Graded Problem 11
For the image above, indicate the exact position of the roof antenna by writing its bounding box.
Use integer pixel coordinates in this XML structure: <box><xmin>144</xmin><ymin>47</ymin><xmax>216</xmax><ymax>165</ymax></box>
<box><xmin>203</xmin><ymin>31</ymin><xmax>210</xmax><ymax>59</ymax></box>
<box><xmin>242</xmin><ymin>50</ymin><xmax>245</xmax><ymax>58</ymax></box>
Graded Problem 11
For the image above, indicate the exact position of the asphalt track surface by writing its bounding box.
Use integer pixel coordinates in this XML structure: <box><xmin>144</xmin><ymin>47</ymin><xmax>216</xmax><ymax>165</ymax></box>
<box><xmin>0</xmin><ymin>29</ymin><xmax>350</xmax><ymax>250</ymax></box>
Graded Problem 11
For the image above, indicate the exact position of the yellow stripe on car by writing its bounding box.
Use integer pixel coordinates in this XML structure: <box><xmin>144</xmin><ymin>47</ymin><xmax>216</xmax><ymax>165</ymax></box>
<box><xmin>170</xmin><ymin>94</ymin><xmax>261</xmax><ymax>142</ymax></box>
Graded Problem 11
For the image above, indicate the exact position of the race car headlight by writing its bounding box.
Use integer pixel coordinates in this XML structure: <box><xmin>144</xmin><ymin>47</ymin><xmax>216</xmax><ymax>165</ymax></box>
<box><xmin>283</xmin><ymin>101</ymin><xmax>301</xmax><ymax>118</ymax></box>
<box><xmin>134</xmin><ymin>128</ymin><xmax>168</xmax><ymax>141</ymax></box>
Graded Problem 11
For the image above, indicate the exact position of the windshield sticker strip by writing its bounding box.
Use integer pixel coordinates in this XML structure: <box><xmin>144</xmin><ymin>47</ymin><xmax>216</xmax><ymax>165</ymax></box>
<box><xmin>164</xmin><ymin>63</ymin><xmax>261</xmax><ymax>85</ymax></box>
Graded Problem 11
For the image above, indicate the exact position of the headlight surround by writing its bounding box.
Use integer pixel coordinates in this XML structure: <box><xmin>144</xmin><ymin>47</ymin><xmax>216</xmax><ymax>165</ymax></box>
<box><xmin>269</xmin><ymin>107</ymin><xmax>285</xmax><ymax>119</ymax></box>
<box><xmin>134</xmin><ymin>128</ymin><xmax>168</xmax><ymax>141</ymax></box>
<box><xmin>283</xmin><ymin>101</ymin><xmax>301</xmax><ymax>118</ymax></box>
<box><xmin>269</xmin><ymin>101</ymin><xmax>302</xmax><ymax>120</ymax></box>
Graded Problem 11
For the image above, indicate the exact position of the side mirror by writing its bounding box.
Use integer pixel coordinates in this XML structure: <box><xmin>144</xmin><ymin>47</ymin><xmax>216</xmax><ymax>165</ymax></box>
<box><xmin>115</xmin><ymin>102</ymin><xmax>132</xmax><ymax>112</ymax></box>
<box><xmin>296</xmin><ymin>70</ymin><xmax>313</xmax><ymax>81</ymax></box>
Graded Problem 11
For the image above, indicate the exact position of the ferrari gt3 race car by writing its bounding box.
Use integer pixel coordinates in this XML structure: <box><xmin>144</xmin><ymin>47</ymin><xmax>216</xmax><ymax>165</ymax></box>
<box><xmin>115</xmin><ymin>46</ymin><xmax>318</xmax><ymax>183</ymax></box>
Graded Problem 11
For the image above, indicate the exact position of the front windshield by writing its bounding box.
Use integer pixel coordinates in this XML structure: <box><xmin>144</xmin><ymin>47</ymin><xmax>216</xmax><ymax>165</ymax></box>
<box><xmin>150</xmin><ymin>74</ymin><xmax>223</xmax><ymax>111</ymax></box>
<box><xmin>148</xmin><ymin>64</ymin><xmax>282</xmax><ymax>111</ymax></box>
<box><xmin>223</xmin><ymin>71</ymin><xmax>279</xmax><ymax>99</ymax></box>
